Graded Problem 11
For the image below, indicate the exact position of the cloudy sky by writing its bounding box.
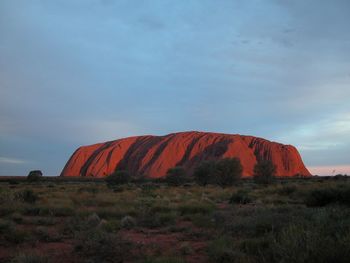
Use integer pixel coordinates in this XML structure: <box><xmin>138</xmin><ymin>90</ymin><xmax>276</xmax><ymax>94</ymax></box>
<box><xmin>1</xmin><ymin>0</ymin><xmax>349</xmax><ymax>176</ymax></box>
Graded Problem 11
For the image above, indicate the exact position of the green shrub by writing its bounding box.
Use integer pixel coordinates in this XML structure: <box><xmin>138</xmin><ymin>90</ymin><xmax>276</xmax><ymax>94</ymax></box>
<box><xmin>253</xmin><ymin>160</ymin><xmax>276</xmax><ymax>184</ymax></box>
<box><xmin>9</xmin><ymin>179</ymin><xmax>20</xmax><ymax>185</ymax></box>
<box><xmin>27</xmin><ymin>170</ymin><xmax>43</xmax><ymax>182</ymax></box>
<box><xmin>102</xmin><ymin>219</ymin><xmax>120</xmax><ymax>233</ymax></box>
<box><xmin>187</xmin><ymin>214</ymin><xmax>214</xmax><ymax>228</ymax></box>
<box><xmin>38</xmin><ymin>205</ymin><xmax>75</xmax><ymax>216</ymax></box>
<box><xmin>75</xmin><ymin>229</ymin><xmax>130</xmax><ymax>262</ymax></box>
<box><xmin>120</xmin><ymin>216</ymin><xmax>136</xmax><ymax>229</ymax></box>
<box><xmin>11</xmin><ymin>252</ymin><xmax>48</xmax><ymax>263</ymax></box>
<box><xmin>239</xmin><ymin>236</ymin><xmax>272</xmax><ymax>258</ymax></box>
<box><xmin>229</xmin><ymin>190</ymin><xmax>253</xmax><ymax>204</ymax></box>
<box><xmin>178</xmin><ymin>202</ymin><xmax>214</xmax><ymax>215</ymax></box>
<box><xmin>193</xmin><ymin>158</ymin><xmax>243</xmax><ymax>186</ymax></box>
<box><xmin>278</xmin><ymin>185</ymin><xmax>297</xmax><ymax>195</ymax></box>
<box><xmin>106</xmin><ymin>170</ymin><xmax>131</xmax><ymax>187</ymax></box>
<box><xmin>35</xmin><ymin>226</ymin><xmax>62</xmax><ymax>242</ymax></box>
<box><xmin>143</xmin><ymin>256</ymin><xmax>186</xmax><ymax>263</ymax></box>
<box><xmin>305</xmin><ymin>186</ymin><xmax>350</xmax><ymax>207</ymax></box>
<box><xmin>14</xmin><ymin>189</ymin><xmax>38</xmax><ymax>204</ymax></box>
<box><xmin>193</xmin><ymin>161</ymin><xmax>217</xmax><ymax>186</ymax></box>
<box><xmin>77</xmin><ymin>186</ymin><xmax>99</xmax><ymax>194</ymax></box>
<box><xmin>140</xmin><ymin>183</ymin><xmax>158</xmax><ymax>197</ymax></box>
<box><xmin>0</xmin><ymin>204</ymin><xmax>16</xmax><ymax>216</ymax></box>
<box><xmin>157</xmin><ymin>212</ymin><xmax>177</xmax><ymax>226</ymax></box>
<box><xmin>137</xmin><ymin>209</ymin><xmax>177</xmax><ymax>228</ymax></box>
<box><xmin>222</xmin><ymin>207</ymin><xmax>300</xmax><ymax>238</ymax></box>
<box><xmin>86</xmin><ymin>213</ymin><xmax>101</xmax><ymax>228</ymax></box>
<box><xmin>208</xmin><ymin>236</ymin><xmax>241</xmax><ymax>263</ymax></box>
<box><xmin>4</xmin><ymin>227</ymin><xmax>29</xmax><ymax>244</ymax></box>
<box><xmin>0</xmin><ymin>219</ymin><xmax>15</xmax><ymax>235</ymax></box>
<box><xmin>215</xmin><ymin>158</ymin><xmax>243</xmax><ymax>187</ymax></box>
<box><xmin>23</xmin><ymin>206</ymin><xmax>41</xmax><ymax>216</ymax></box>
<box><xmin>30</xmin><ymin>217</ymin><xmax>57</xmax><ymax>226</ymax></box>
<box><xmin>11</xmin><ymin>213</ymin><xmax>23</xmax><ymax>224</ymax></box>
<box><xmin>165</xmin><ymin>167</ymin><xmax>188</xmax><ymax>186</ymax></box>
<box><xmin>272</xmin><ymin>221</ymin><xmax>350</xmax><ymax>263</ymax></box>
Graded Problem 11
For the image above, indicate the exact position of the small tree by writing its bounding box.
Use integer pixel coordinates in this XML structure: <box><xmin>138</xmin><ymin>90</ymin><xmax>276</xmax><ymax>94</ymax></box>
<box><xmin>253</xmin><ymin>160</ymin><xmax>276</xmax><ymax>184</ymax></box>
<box><xmin>27</xmin><ymin>170</ymin><xmax>43</xmax><ymax>182</ymax></box>
<box><xmin>15</xmin><ymin>189</ymin><xmax>38</xmax><ymax>203</ymax></box>
<box><xmin>106</xmin><ymin>170</ymin><xmax>131</xmax><ymax>187</ymax></box>
<box><xmin>215</xmin><ymin>158</ymin><xmax>243</xmax><ymax>187</ymax></box>
<box><xmin>193</xmin><ymin>160</ymin><xmax>217</xmax><ymax>186</ymax></box>
<box><xmin>165</xmin><ymin>167</ymin><xmax>187</xmax><ymax>186</ymax></box>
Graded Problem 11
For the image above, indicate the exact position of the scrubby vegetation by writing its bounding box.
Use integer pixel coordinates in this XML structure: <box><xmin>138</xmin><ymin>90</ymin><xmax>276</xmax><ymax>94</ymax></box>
<box><xmin>193</xmin><ymin>158</ymin><xmax>243</xmax><ymax>187</ymax></box>
<box><xmin>193</xmin><ymin>160</ymin><xmax>217</xmax><ymax>186</ymax></box>
<box><xmin>27</xmin><ymin>170</ymin><xmax>43</xmax><ymax>182</ymax></box>
<box><xmin>253</xmin><ymin>160</ymin><xmax>276</xmax><ymax>184</ymax></box>
<box><xmin>0</xmin><ymin>175</ymin><xmax>350</xmax><ymax>262</ymax></box>
<box><xmin>106</xmin><ymin>170</ymin><xmax>131</xmax><ymax>187</ymax></box>
<box><xmin>165</xmin><ymin>167</ymin><xmax>188</xmax><ymax>186</ymax></box>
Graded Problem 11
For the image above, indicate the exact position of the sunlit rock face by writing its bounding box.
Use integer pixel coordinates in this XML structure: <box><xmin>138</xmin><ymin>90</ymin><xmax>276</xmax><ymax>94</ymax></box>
<box><xmin>60</xmin><ymin>131</ymin><xmax>311</xmax><ymax>177</ymax></box>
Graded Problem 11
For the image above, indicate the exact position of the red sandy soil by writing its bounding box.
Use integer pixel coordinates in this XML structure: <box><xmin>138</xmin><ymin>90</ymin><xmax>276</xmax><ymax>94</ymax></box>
<box><xmin>120</xmin><ymin>220</ymin><xmax>209</xmax><ymax>263</ymax></box>
<box><xmin>61</xmin><ymin>131</ymin><xmax>311</xmax><ymax>178</ymax></box>
<box><xmin>0</xmin><ymin>240</ymin><xmax>76</xmax><ymax>263</ymax></box>
<box><xmin>0</xmin><ymin>218</ymin><xmax>210</xmax><ymax>262</ymax></box>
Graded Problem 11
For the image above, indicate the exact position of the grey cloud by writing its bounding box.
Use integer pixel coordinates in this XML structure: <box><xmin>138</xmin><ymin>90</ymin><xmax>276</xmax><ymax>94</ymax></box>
<box><xmin>0</xmin><ymin>0</ymin><xmax>349</xmax><ymax>175</ymax></box>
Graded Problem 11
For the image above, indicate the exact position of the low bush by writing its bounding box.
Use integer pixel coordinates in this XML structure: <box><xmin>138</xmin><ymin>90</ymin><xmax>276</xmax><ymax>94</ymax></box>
<box><xmin>102</xmin><ymin>219</ymin><xmax>120</xmax><ymax>233</ymax></box>
<box><xmin>86</xmin><ymin>213</ymin><xmax>101</xmax><ymax>228</ymax></box>
<box><xmin>178</xmin><ymin>202</ymin><xmax>215</xmax><ymax>215</ymax></box>
<box><xmin>39</xmin><ymin>205</ymin><xmax>75</xmax><ymax>217</ymax></box>
<box><xmin>77</xmin><ymin>186</ymin><xmax>99</xmax><ymax>194</ymax></box>
<box><xmin>11</xmin><ymin>252</ymin><xmax>48</xmax><ymax>263</ymax></box>
<box><xmin>215</xmin><ymin>158</ymin><xmax>243</xmax><ymax>187</ymax></box>
<box><xmin>27</xmin><ymin>170</ymin><xmax>43</xmax><ymax>182</ymax></box>
<box><xmin>0</xmin><ymin>219</ymin><xmax>15</xmax><ymax>235</ymax></box>
<box><xmin>165</xmin><ymin>167</ymin><xmax>188</xmax><ymax>186</ymax></box>
<box><xmin>4</xmin><ymin>227</ymin><xmax>30</xmax><ymax>244</ymax></box>
<box><xmin>75</xmin><ymin>229</ymin><xmax>130</xmax><ymax>262</ymax></box>
<box><xmin>272</xmin><ymin>219</ymin><xmax>350</xmax><ymax>263</ymax></box>
<box><xmin>106</xmin><ymin>170</ymin><xmax>131</xmax><ymax>187</ymax></box>
<box><xmin>207</xmin><ymin>236</ymin><xmax>242</xmax><ymax>263</ymax></box>
<box><xmin>187</xmin><ymin>214</ymin><xmax>214</xmax><ymax>228</ymax></box>
<box><xmin>229</xmin><ymin>190</ymin><xmax>253</xmax><ymax>205</ymax></box>
<box><xmin>253</xmin><ymin>160</ymin><xmax>276</xmax><ymax>184</ymax></box>
<box><xmin>193</xmin><ymin>158</ymin><xmax>242</xmax><ymax>187</ymax></box>
<box><xmin>120</xmin><ymin>215</ymin><xmax>136</xmax><ymax>229</ymax></box>
<box><xmin>14</xmin><ymin>189</ymin><xmax>38</xmax><ymax>204</ymax></box>
<box><xmin>305</xmin><ymin>186</ymin><xmax>350</xmax><ymax>207</ymax></box>
<box><xmin>278</xmin><ymin>185</ymin><xmax>297</xmax><ymax>195</ymax></box>
<box><xmin>11</xmin><ymin>213</ymin><xmax>23</xmax><ymax>224</ymax></box>
<box><xmin>29</xmin><ymin>217</ymin><xmax>57</xmax><ymax>226</ymax></box>
<box><xmin>193</xmin><ymin>161</ymin><xmax>217</xmax><ymax>186</ymax></box>
<box><xmin>35</xmin><ymin>226</ymin><xmax>62</xmax><ymax>242</ymax></box>
<box><xmin>239</xmin><ymin>236</ymin><xmax>273</xmax><ymax>259</ymax></box>
<box><xmin>143</xmin><ymin>256</ymin><xmax>186</xmax><ymax>263</ymax></box>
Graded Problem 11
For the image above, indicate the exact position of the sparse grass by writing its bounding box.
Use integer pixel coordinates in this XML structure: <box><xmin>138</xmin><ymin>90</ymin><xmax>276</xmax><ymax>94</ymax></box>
<box><xmin>143</xmin><ymin>256</ymin><xmax>186</xmax><ymax>263</ymax></box>
<box><xmin>34</xmin><ymin>226</ymin><xmax>62</xmax><ymax>242</ymax></box>
<box><xmin>11</xmin><ymin>252</ymin><xmax>48</xmax><ymax>263</ymax></box>
<box><xmin>75</xmin><ymin>229</ymin><xmax>130</xmax><ymax>262</ymax></box>
<box><xmin>0</xmin><ymin>177</ymin><xmax>350</xmax><ymax>262</ymax></box>
<box><xmin>230</xmin><ymin>190</ymin><xmax>254</xmax><ymax>204</ymax></box>
<box><xmin>304</xmin><ymin>186</ymin><xmax>350</xmax><ymax>207</ymax></box>
<box><xmin>208</xmin><ymin>236</ymin><xmax>240</xmax><ymax>263</ymax></box>
<box><xmin>178</xmin><ymin>201</ymin><xmax>215</xmax><ymax>215</ymax></box>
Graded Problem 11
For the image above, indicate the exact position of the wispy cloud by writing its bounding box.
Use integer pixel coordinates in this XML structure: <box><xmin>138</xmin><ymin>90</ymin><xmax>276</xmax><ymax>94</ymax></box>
<box><xmin>0</xmin><ymin>157</ymin><xmax>28</xmax><ymax>165</ymax></box>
